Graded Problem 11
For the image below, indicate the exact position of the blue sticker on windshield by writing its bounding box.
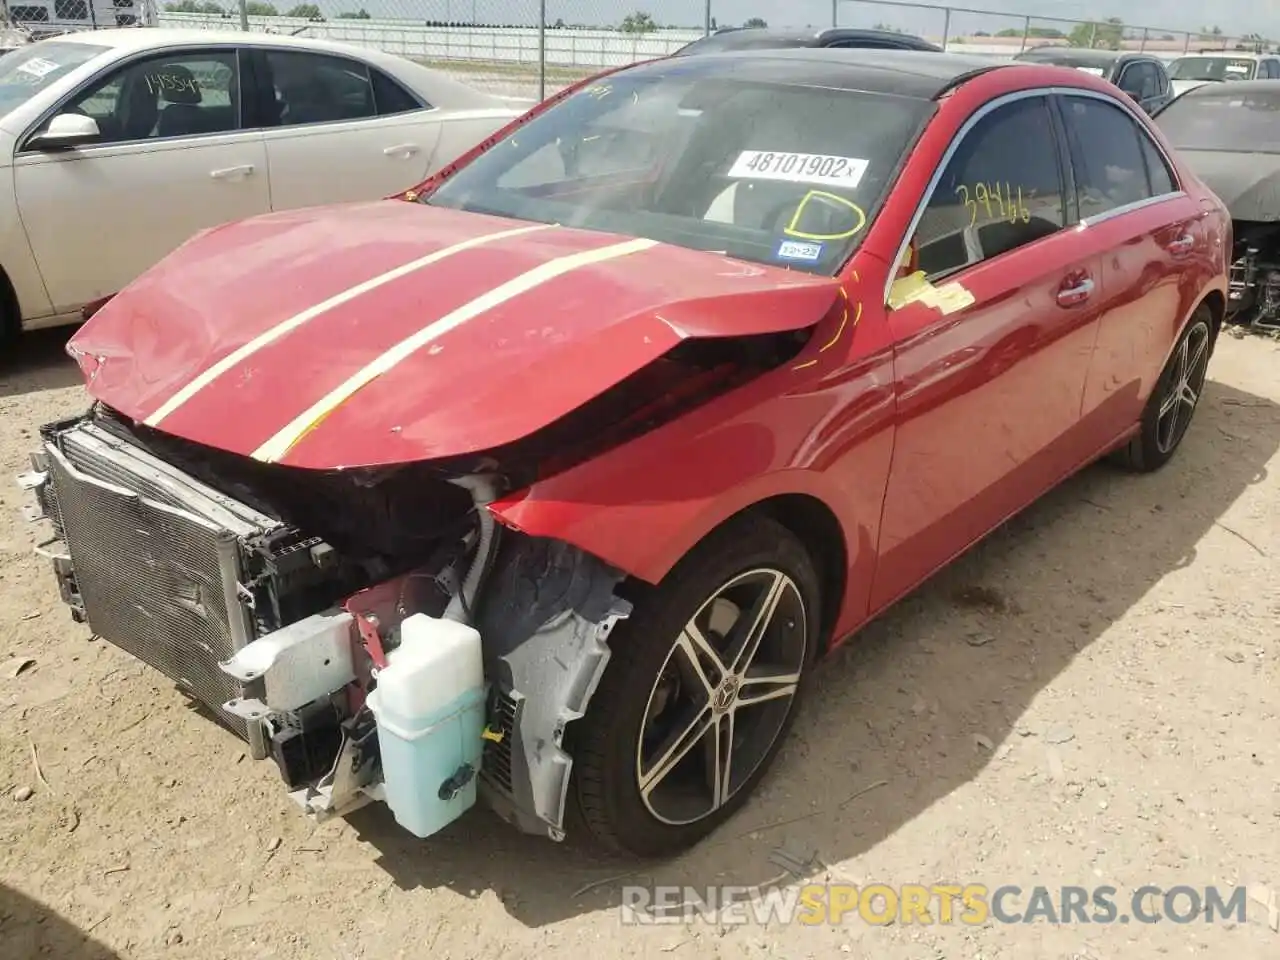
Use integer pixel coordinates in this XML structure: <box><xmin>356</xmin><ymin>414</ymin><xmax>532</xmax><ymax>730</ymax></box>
<box><xmin>775</xmin><ymin>239</ymin><xmax>824</xmax><ymax>263</ymax></box>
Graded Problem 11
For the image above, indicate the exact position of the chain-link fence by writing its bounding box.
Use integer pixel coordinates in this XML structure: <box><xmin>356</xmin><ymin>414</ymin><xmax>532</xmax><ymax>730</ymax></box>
<box><xmin>8</xmin><ymin>0</ymin><xmax>1274</xmax><ymax>98</ymax></box>
<box><xmin>837</xmin><ymin>1</ymin><xmax>1275</xmax><ymax>58</ymax></box>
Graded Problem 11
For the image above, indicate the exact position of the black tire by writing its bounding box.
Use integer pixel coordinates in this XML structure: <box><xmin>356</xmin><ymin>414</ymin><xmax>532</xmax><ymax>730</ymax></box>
<box><xmin>1110</xmin><ymin>305</ymin><xmax>1213</xmax><ymax>473</ymax></box>
<box><xmin>0</xmin><ymin>283</ymin><xmax>18</xmax><ymax>354</ymax></box>
<box><xmin>571</xmin><ymin>514</ymin><xmax>821</xmax><ymax>860</ymax></box>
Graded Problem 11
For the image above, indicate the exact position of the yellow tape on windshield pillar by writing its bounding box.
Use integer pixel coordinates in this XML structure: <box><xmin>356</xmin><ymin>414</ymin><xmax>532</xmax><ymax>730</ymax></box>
<box><xmin>888</xmin><ymin>270</ymin><xmax>975</xmax><ymax>315</ymax></box>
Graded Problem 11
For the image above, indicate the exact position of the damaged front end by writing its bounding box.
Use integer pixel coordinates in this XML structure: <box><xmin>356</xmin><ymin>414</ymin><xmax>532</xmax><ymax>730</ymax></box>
<box><xmin>1228</xmin><ymin>221</ymin><xmax>1280</xmax><ymax>332</ymax></box>
<box><xmin>18</xmin><ymin>405</ymin><xmax>630</xmax><ymax>842</ymax></box>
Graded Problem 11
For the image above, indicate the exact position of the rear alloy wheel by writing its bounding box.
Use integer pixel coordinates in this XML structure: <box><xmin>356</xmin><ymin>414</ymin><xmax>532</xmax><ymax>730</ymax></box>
<box><xmin>572</xmin><ymin>516</ymin><xmax>820</xmax><ymax>859</ymax></box>
<box><xmin>1112</xmin><ymin>306</ymin><xmax>1213</xmax><ymax>473</ymax></box>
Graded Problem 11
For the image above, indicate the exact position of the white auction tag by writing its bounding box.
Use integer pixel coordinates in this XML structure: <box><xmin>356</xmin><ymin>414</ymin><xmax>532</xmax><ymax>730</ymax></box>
<box><xmin>727</xmin><ymin>150</ymin><xmax>868</xmax><ymax>188</ymax></box>
<box><xmin>1075</xmin><ymin>67</ymin><xmax>1105</xmax><ymax>77</ymax></box>
<box><xmin>17</xmin><ymin>58</ymin><xmax>60</xmax><ymax>79</ymax></box>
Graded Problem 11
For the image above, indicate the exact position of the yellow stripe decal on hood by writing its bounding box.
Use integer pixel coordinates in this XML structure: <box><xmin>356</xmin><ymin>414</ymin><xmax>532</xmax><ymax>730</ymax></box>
<box><xmin>144</xmin><ymin>222</ymin><xmax>556</xmax><ymax>427</ymax></box>
<box><xmin>251</xmin><ymin>235</ymin><xmax>661</xmax><ymax>464</ymax></box>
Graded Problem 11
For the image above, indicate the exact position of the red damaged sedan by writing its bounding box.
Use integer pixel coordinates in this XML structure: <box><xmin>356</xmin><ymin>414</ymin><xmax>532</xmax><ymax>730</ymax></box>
<box><xmin>22</xmin><ymin>49</ymin><xmax>1228</xmax><ymax>859</ymax></box>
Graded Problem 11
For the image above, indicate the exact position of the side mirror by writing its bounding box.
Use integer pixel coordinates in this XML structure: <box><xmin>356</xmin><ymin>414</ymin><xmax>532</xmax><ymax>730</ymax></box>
<box><xmin>27</xmin><ymin>113</ymin><xmax>100</xmax><ymax>151</ymax></box>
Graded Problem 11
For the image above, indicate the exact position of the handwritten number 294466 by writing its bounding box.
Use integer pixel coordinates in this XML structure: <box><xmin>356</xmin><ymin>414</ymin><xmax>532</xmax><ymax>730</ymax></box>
<box><xmin>954</xmin><ymin>183</ymin><xmax>1032</xmax><ymax>226</ymax></box>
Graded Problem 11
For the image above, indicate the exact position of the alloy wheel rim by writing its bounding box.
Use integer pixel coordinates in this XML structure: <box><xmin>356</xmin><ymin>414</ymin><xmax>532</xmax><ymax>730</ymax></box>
<box><xmin>635</xmin><ymin>568</ymin><xmax>808</xmax><ymax>826</ymax></box>
<box><xmin>1155</xmin><ymin>320</ymin><xmax>1211</xmax><ymax>455</ymax></box>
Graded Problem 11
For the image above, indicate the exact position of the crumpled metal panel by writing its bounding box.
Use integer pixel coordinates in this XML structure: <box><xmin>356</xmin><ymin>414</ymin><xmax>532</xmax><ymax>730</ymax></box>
<box><xmin>476</xmin><ymin>535</ymin><xmax>630</xmax><ymax>840</ymax></box>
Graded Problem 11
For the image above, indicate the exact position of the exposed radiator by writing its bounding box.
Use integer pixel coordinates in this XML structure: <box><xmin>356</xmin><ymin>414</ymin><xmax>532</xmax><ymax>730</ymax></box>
<box><xmin>38</xmin><ymin>422</ymin><xmax>281</xmax><ymax>743</ymax></box>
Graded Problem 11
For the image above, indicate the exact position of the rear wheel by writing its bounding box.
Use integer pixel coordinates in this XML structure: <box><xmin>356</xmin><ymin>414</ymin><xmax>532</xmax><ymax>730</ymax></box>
<box><xmin>1111</xmin><ymin>306</ymin><xmax>1213</xmax><ymax>473</ymax></box>
<box><xmin>572</xmin><ymin>515</ymin><xmax>820</xmax><ymax>859</ymax></box>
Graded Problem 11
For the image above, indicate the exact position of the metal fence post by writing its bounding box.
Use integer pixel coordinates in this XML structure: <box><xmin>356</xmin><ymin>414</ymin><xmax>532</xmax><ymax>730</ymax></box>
<box><xmin>941</xmin><ymin>8</ymin><xmax>950</xmax><ymax>49</ymax></box>
<box><xmin>238</xmin><ymin>0</ymin><xmax>248</xmax><ymax>31</ymax></box>
<box><xmin>831</xmin><ymin>0</ymin><xmax>838</xmax><ymax>28</ymax></box>
<box><xmin>537</xmin><ymin>0</ymin><xmax>546</xmax><ymax>102</ymax></box>
<box><xmin>1183</xmin><ymin>31</ymin><xmax>1191</xmax><ymax>52</ymax></box>
<box><xmin>704</xmin><ymin>0</ymin><xmax>711</xmax><ymax>36</ymax></box>
<box><xmin>1018</xmin><ymin>15</ymin><xmax>1030</xmax><ymax>53</ymax></box>
<box><xmin>1139</xmin><ymin>27</ymin><xmax>1148</xmax><ymax>51</ymax></box>
<box><xmin>1087</xmin><ymin>21</ymin><xmax>1097</xmax><ymax>48</ymax></box>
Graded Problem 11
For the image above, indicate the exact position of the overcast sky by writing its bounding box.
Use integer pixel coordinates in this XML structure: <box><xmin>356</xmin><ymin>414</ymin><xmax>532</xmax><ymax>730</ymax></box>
<box><xmin>410</xmin><ymin>0</ymin><xmax>1280</xmax><ymax>38</ymax></box>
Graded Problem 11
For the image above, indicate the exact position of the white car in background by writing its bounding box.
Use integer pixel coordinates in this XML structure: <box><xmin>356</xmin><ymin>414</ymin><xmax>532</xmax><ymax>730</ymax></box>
<box><xmin>1166</xmin><ymin>51</ymin><xmax>1280</xmax><ymax>96</ymax></box>
<box><xmin>0</xmin><ymin>29</ymin><xmax>531</xmax><ymax>343</ymax></box>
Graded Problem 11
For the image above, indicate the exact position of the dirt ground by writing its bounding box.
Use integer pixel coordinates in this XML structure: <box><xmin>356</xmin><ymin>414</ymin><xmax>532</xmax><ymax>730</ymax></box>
<box><xmin>1</xmin><ymin>328</ymin><xmax>1277</xmax><ymax>960</ymax></box>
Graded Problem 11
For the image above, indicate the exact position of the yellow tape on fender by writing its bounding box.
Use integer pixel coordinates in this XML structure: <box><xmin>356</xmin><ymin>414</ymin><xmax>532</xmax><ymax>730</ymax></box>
<box><xmin>888</xmin><ymin>270</ymin><xmax>975</xmax><ymax>315</ymax></box>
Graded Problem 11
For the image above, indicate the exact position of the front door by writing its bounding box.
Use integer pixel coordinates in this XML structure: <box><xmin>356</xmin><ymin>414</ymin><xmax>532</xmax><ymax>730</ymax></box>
<box><xmin>13</xmin><ymin>47</ymin><xmax>270</xmax><ymax>316</ymax></box>
<box><xmin>871</xmin><ymin>94</ymin><xmax>1104</xmax><ymax>609</ymax></box>
<box><xmin>248</xmin><ymin>48</ymin><xmax>441</xmax><ymax>210</ymax></box>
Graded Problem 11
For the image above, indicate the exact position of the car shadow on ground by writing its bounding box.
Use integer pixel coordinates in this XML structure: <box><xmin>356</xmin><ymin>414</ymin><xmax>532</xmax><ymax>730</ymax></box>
<box><xmin>0</xmin><ymin>882</ymin><xmax>120</xmax><ymax>959</ymax></box>
<box><xmin>0</xmin><ymin>328</ymin><xmax>82</xmax><ymax>398</ymax></box>
<box><xmin>345</xmin><ymin>376</ymin><xmax>1279</xmax><ymax>927</ymax></box>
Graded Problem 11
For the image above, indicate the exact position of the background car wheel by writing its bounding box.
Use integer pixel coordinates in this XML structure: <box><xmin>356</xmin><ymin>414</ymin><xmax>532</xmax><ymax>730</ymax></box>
<box><xmin>1110</xmin><ymin>305</ymin><xmax>1213</xmax><ymax>473</ymax></box>
<box><xmin>0</xmin><ymin>275</ymin><xmax>19</xmax><ymax>354</ymax></box>
<box><xmin>572</xmin><ymin>514</ymin><xmax>821</xmax><ymax>859</ymax></box>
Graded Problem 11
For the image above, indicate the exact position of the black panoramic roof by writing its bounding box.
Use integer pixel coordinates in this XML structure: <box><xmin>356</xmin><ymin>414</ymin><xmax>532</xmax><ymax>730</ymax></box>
<box><xmin>640</xmin><ymin>47</ymin><xmax>1009</xmax><ymax>100</ymax></box>
<box><xmin>1015</xmin><ymin>46</ymin><xmax>1121</xmax><ymax>65</ymax></box>
<box><xmin>673</xmin><ymin>26</ymin><xmax>942</xmax><ymax>56</ymax></box>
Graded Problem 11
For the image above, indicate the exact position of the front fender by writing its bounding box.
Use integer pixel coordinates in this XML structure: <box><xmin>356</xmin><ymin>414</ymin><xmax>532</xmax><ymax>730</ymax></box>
<box><xmin>492</xmin><ymin>457</ymin><xmax>848</xmax><ymax>589</ymax></box>
<box><xmin>487</xmin><ymin>331</ymin><xmax>898</xmax><ymax>642</ymax></box>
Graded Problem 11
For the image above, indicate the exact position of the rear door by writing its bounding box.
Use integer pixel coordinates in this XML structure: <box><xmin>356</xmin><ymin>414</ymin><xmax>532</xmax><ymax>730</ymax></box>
<box><xmin>872</xmin><ymin>93</ymin><xmax>1106</xmax><ymax>607</ymax></box>
<box><xmin>247</xmin><ymin>47</ymin><xmax>442</xmax><ymax>209</ymax></box>
<box><xmin>1055</xmin><ymin>92</ymin><xmax>1204</xmax><ymax>442</ymax></box>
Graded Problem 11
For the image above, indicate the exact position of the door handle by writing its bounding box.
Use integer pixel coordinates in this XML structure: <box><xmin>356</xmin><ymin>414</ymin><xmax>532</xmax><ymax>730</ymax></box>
<box><xmin>383</xmin><ymin>144</ymin><xmax>419</xmax><ymax>158</ymax></box>
<box><xmin>1056</xmin><ymin>277</ymin><xmax>1095</xmax><ymax>307</ymax></box>
<box><xmin>210</xmin><ymin>164</ymin><xmax>254</xmax><ymax>180</ymax></box>
<box><xmin>1166</xmin><ymin>234</ymin><xmax>1195</xmax><ymax>255</ymax></box>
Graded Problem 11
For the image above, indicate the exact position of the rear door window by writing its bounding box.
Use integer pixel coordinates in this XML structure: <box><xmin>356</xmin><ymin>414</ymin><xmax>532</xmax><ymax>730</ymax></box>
<box><xmin>1058</xmin><ymin>95</ymin><xmax>1175</xmax><ymax>218</ymax></box>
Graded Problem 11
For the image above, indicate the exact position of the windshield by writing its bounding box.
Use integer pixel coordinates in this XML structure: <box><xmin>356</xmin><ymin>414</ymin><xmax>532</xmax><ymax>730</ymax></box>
<box><xmin>425</xmin><ymin>63</ymin><xmax>932</xmax><ymax>275</ymax></box>
<box><xmin>1156</xmin><ymin>90</ymin><xmax>1280</xmax><ymax>151</ymax></box>
<box><xmin>0</xmin><ymin>42</ymin><xmax>107</xmax><ymax>118</ymax></box>
<box><xmin>1167</xmin><ymin>56</ymin><xmax>1256</xmax><ymax>81</ymax></box>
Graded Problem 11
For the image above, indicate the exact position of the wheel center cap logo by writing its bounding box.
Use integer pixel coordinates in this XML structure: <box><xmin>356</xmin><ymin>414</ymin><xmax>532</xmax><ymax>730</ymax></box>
<box><xmin>713</xmin><ymin>676</ymin><xmax>739</xmax><ymax>712</ymax></box>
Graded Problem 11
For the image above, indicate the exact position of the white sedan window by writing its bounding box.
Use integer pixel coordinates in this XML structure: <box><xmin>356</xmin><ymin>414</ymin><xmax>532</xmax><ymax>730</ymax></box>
<box><xmin>57</xmin><ymin>50</ymin><xmax>240</xmax><ymax>144</ymax></box>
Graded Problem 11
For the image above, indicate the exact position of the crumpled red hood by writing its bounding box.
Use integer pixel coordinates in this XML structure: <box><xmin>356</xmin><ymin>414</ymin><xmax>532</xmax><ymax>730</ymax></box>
<box><xmin>70</xmin><ymin>199</ymin><xmax>841</xmax><ymax>469</ymax></box>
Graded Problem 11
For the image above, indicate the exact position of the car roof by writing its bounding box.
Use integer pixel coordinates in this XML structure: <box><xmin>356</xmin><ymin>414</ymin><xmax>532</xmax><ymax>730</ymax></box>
<box><xmin>42</xmin><ymin>26</ymin><xmax>395</xmax><ymax>60</ymax></box>
<box><xmin>1178</xmin><ymin>77</ymin><xmax>1280</xmax><ymax>96</ymax></box>
<box><xmin>1174</xmin><ymin>51</ymin><xmax>1267</xmax><ymax>59</ymax></box>
<box><xmin>636</xmin><ymin>47</ymin><xmax>1010</xmax><ymax>100</ymax></box>
<box><xmin>1016</xmin><ymin>47</ymin><xmax>1121</xmax><ymax>64</ymax></box>
<box><xmin>674</xmin><ymin>26</ymin><xmax>940</xmax><ymax>55</ymax></box>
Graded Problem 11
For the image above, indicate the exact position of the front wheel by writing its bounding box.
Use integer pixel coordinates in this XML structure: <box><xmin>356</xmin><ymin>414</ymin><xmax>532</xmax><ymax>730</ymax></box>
<box><xmin>571</xmin><ymin>515</ymin><xmax>820</xmax><ymax>859</ymax></box>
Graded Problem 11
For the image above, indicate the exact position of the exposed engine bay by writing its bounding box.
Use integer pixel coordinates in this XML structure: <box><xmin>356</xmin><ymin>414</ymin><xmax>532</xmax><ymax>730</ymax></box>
<box><xmin>1227</xmin><ymin>221</ymin><xmax>1280</xmax><ymax>332</ymax></box>
<box><xmin>18</xmin><ymin>404</ymin><xmax>636</xmax><ymax>841</ymax></box>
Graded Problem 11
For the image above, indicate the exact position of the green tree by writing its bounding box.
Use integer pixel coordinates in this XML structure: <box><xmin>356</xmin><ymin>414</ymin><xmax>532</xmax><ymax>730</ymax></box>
<box><xmin>620</xmin><ymin>10</ymin><xmax>657</xmax><ymax>33</ymax></box>
<box><xmin>743</xmin><ymin>17</ymin><xmax>767</xmax><ymax>28</ymax></box>
<box><xmin>286</xmin><ymin>3</ymin><xmax>322</xmax><ymax>16</ymax></box>
<box><xmin>337</xmin><ymin>7</ymin><xmax>371</xmax><ymax>17</ymax></box>
<box><xmin>871</xmin><ymin>21</ymin><xmax>905</xmax><ymax>34</ymax></box>
<box><xmin>1068</xmin><ymin>17</ymin><xmax>1122</xmax><ymax>50</ymax></box>
<box><xmin>164</xmin><ymin>0</ymin><xmax>201</xmax><ymax>10</ymax></box>
<box><xmin>197</xmin><ymin>1</ymin><xmax>224</xmax><ymax>10</ymax></box>
<box><xmin>244</xmin><ymin>1</ymin><xmax>278</xmax><ymax>13</ymax></box>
